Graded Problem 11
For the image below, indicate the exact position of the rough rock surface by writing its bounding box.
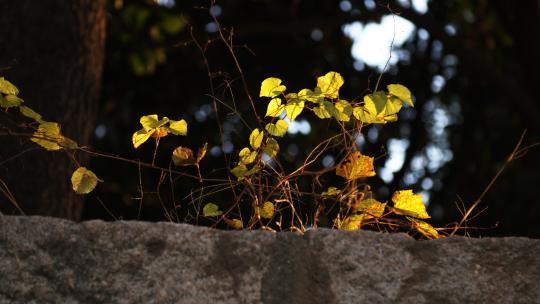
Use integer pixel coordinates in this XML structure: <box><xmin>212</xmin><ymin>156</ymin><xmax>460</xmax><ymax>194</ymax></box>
<box><xmin>0</xmin><ymin>216</ymin><xmax>539</xmax><ymax>304</ymax></box>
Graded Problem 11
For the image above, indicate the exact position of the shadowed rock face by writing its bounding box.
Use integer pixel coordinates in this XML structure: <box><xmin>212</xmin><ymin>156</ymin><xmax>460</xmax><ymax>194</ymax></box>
<box><xmin>0</xmin><ymin>216</ymin><xmax>539</xmax><ymax>304</ymax></box>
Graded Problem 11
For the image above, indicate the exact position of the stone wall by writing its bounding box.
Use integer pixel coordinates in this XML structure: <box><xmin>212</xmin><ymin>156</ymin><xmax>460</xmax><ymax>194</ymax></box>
<box><xmin>1</xmin><ymin>216</ymin><xmax>539</xmax><ymax>303</ymax></box>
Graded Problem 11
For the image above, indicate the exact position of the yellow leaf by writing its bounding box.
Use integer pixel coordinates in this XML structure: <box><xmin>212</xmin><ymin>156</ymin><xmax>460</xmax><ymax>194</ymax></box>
<box><xmin>224</xmin><ymin>218</ymin><xmax>243</xmax><ymax>230</ymax></box>
<box><xmin>317</xmin><ymin>71</ymin><xmax>344</xmax><ymax>99</ymax></box>
<box><xmin>231</xmin><ymin>165</ymin><xmax>248</xmax><ymax>178</ymax></box>
<box><xmin>391</xmin><ymin>190</ymin><xmax>430</xmax><ymax>219</ymax></box>
<box><xmin>265</xmin><ymin>120</ymin><xmax>288</xmax><ymax>137</ymax></box>
<box><xmin>168</xmin><ymin>119</ymin><xmax>188</xmax><ymax>136</ymax></box>
<box><xmin>71</xmin><ymin>167</ymin><xmax>99</xmax><ymax>194</ymax></box>
<box><xmin>0</xmin><ymin>77</ymin><xmax>19</xmax><ymax>95</ymax></box>
<box><xmin>140</xmin><ymin>114</ymin><xmax>169</xmax><ymax>131</ymax></box>
<box><xmin>284</xmin><ymin>93</ymin><xmax>304</xmax><ymax>121</ymax></box>
<box><xmin>298</xmin><ymin>88</ymin><xmax>324</xmax><ymax>103</ymax></box>
<box><xmin>260</xmin><ymin>201</ymin><xmax>275</xmax><ymax>219</ymax></box>
<box><xmin>172</xmin><ymin>146</ymin><xmax>195</xmax><ymax>166</ymax></box>
<box><xmin>333</xmin><ymin>100</ymin><xmax>352</xmax><ymax>122</ymax></box>
<box><xmin>313</xmin><ymin>100</ymin><xmax>335</xmax><ymax>119</ymax></box>
<box><xmin>0</xmin><ymin>94</ymin><xmax>23</xmax><ymax>108</ymax></box>
<box><xmin>132</xmin><ymin>129</ymin><xmax>154</xmax><ymax>149</ymax></box>
<box><xmin>265</xmin><ymin>98</ymin><xmax>284</xmax><ymax>117</ymax></box>
<box><xmin>203</xmin><ymin>203</ymin><xmax>222</xmax><ymax>217</ymax></box>
<box><xmin>263</xmin><ymin>137</ymin><xmax>279</xmax><ymax>157</ymax></box>
<box><xmin>387</xmin><ymin>84</ymin><xmax>414</xmax><ymax>107</ymax></box>
<box><xmin>19</xmin><ymin>106</ymin><xmax>42</xmax><ymax>121</ymax></box>
<box><xmin>353</xmin><ymin>92</ymin><xmax>401</xmax><ymax>124</ymax></box>
<box><xmin>239</xmin><ymin>147</ymin><xmax>257</xmax><ymax>165</ymax></box>
<box><xmin>340</xmin><ymin>214</ymin><xmax>365</xmax><ymax>231</ymax></box>
<box><xmin>31</xmin><ymin>122</ymin><xmax>63</xmax><ymax>151</ymax></box>
<box><xmin>260</xmin><ymin>77</ymin><xmax>286</xmax><ymax>98</ymax></box>
<box><xmin>336</xmin><ymin>152</ymin><xmax>376</xmax><ymax>180</ymax></box>
<box><xmin>407</xmin><ymin>217</ymin><xmax>439</xmax><ymax>239</ymax></box>
<box><xmin>197</xmin><ymin>143</ymin><xmax>208</xmax><ymax>163</ymax></box>
<box><xmin>322</xmin><ymin>187</ymin><xmax>341</xmax><ymax>197</ymax></box>
<box><xmin>249</xmin><ymin>128</ymin><xmax>264</xmax><ymax>150</ymax></box>
<box><xmin>354</xmin><ymin>198</ymin><xmax>386</xmax><ymax>218</ymax></box>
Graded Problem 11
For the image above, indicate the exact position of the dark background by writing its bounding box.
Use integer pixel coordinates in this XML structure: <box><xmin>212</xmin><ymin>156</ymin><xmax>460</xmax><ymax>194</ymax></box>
<box><xmin>2</xmin><ymin>0</ymin><xmax>540</xmax><ymax>237</ymax></box>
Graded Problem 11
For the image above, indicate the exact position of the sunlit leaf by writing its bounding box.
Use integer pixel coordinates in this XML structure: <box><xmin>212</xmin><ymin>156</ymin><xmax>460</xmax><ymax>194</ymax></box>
<box><xmin>407</xmin><ymin>217</ymin><xmax>439</xmax><ymax>239</ymax></box>
<box><xmin>260</xmin><ymin>77</ymin><xmax>286</xmax><ymax>98</ymax></box>
<box><xmin>263</xmin><ymin>137</ymin><xmax>279</xmax><ymax>158</ymax></box>
<box><xmin>172</xmin><ymin>146</ymin><xmax>195</xmax><ymax>166</ymax></box>
<box><xmin>298</xmin><ymin>88</ymin><xmax>324</xmax><ymax>103</ymax></box>
<box><xmin>197</xmin><ymin>143</ymin><xmax>208</xmax><ymax>163</ymax></box>
<box><xmin>231</xmin><ymin>164</ymin><xmax>248</xmax><ymax>178</ymax></box>
<box><xmin>224</xmin><ymin>218</ymin><xmax>243</xmax><ymax>229</ymax></box>
<box><xmin>132</xmin><ymin>129</ymin><xmax>154</xmax><ymax>149</ymax></box>
<box><xmin>0</xmin><ymin>94</ymin><xmax>23</xmax><ymax>108</ymax></box>
<box><xmin>265</xmin><ymin>98</ymin><xmax>284</xmax><ymax>117</ymax></box>
<box><xmin>249</xmin><ymin>128</ymin><xmax>264</xmax><ymax>150</ymax></box>
<box><xmin>260</xmin><ymin>201</ymin><xmax>275</xmax><ymax>219</ymax></box>
<box><xmin>391</xmin><ymin>190</ymin><xmax>430</xmax><ymax>219</ymax></box>
<box><xmin>167</xmin><ymin>119</ymin><xmax>188</xmax><ymax>136</ymax></box>
<box><xmin>71</xmin><ymin>167</ymin><xmax>99</xmax><ymax>195</ymax></box>
<box><xmin>317</xmin><ymin>71</ymin><xmax>344</xmax><ymax>99</ymax></box>
<box><xmin>0</xmin><ymin>77</ymin><xmax>19</xmax><ymax>95</ymax></box>
<box><xmin>284</xmin><ymin>93</ymin><xmax>304</xmax><ymax>121</ymax></box>
<box><xmin>19</xmin><ymin>106</ymin><xmax>42</xmax><ymax>121</ymax></box>
<box><xmin>31</xmin><ymin>122</ymin><xmax>63</xmax><ymax>151</ymax></box>
<box><xmin>151</xmin><ymin>127</ymin><xmax>169</xmax><ymax>139</ymax></box>
<box><xmin>333</xmin><ymin>100</ymin><xmax>352</xmax><ymax>122</ymax></box>
<box><xmin>239</xmin><ymin>147</ymin><xmax>257</xmax><ymax>165</ymax></box>
<box><xmin>140</xmin><ymin>114</ymin><xmax>169</xmax><ymax>131</ymax></box>
<box><xmin>313</xmin><ymin>100</ymin><xmax>335</xmax><ymax>119</ymax></box>
<box><xmin>336</xmin><ymin>152</ymin><xmax>376</xmax><ymax>180</ymax></box>
<box><xmin>203</xmin><ymin>203</ymin><xmax>223</xmax><ymax>217</ymax></box>
<box><xmin>388</xmin><ymin>84</ymin><xmax>414</xmax><ymax>107</ymax></box>
<box><xmin>340</xmin><ymin>214</ymin><xmax>365</xmax><ymax>231</ymax></box>
<box><xmin>322</xmin><ymin>187</ymin><xmax>341</xmax><ymax>197</ymax></box>
<box><xmin>354</xmin><ymin>198</ymin><xmax>386</xmax><ymax>218</ymax></box>
<box><xmin>265</xmin><ymin>119</ymin><xmax>288</xmax><ymax>137</ymax></box>
<box><xmin>353</xmin><ymin>92</ymin><xmax>401</xmax><ymax>124</ymax></box>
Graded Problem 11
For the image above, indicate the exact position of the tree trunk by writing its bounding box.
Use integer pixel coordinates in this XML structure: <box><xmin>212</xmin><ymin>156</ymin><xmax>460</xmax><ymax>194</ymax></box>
<box><xmin>0</xmin><ymin>0</ymin><xmax>106</xmax><ymax>220</ymax></box>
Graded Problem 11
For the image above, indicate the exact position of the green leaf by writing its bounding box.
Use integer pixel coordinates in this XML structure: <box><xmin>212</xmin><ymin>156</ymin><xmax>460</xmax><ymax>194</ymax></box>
<box><xmin>58</xmin><ymin>136</ymin><xmax>79</xmax><ymax>150</ymax></box>
<box><xmin>132</xmin><ymin>129</ymin><xmax>154</xmax><ymax>149</ymax></box>
<box><xmin>387</xmin><ymin>84</ymin><xmax>413</xmax><ymax>107</ymax></box>
<box><xmin>265</xmin><ymin>98</ymin><xmax>284</xmax><ymax>117</ymax></box>
<box><xmin>260</xmin><ymin>201</ymin><xmax>275</xmax><ymax>219</ymax></box>
<box><xmin>260</xmin><ymin>77</ymin><xmax>286</xmax><ymax>98</ymax></box>
<box><xmin>31</xmin><ymin>122</ymin><xmax>63</xmax><ymax>151</ymax></box>
<box><xmin>19</xmin><ymin>106</ymin><xmax>42</xmax><ymax>121</ymax></box>
<box><xmin>0</xmin><ymin>94</ymin><xmax>23</xmax><ymax>108</ymax></box>
<box><xmin>333</xmin><ymin>100</ymin><xmax>352</xmax><ymax>122</ymax></box>
<box><xmin>321</xmin><ymin>187</ymin><xmax>341</xmax><ymax>197</ymax></box>
<box><xmin>316</xmin><ymin>71</ymin><xmax>344</xmax><ymax>99</ymax></box>
<box><xmin>168</xmin><ymin>119</ymin><xmax>188</xmax><ymax>136</ymax></box>
<box><xmin>71</xmin><ymin>167</ymin><xmax>99</xmax><ymax>194</ymax></box>
<box><xmin>249</xmin><ymin>128</ymin><xmax>264</xmax><ymax>150</ymax></box>
<box><xmin>172</xmin><ymin>146</ymin><xmax>195</xmax><ymax>166</ymax></box>
<box><xmin>263</xmin><ymin>137</ymin><xmax>280</xmax><ymax>158</ymax></box>
<box><xmin>391</xmin><ymin>190</ymin><xmax>430</xmax><ymax>219</ymax></box>
<box><xmin>239</xmin><ymin>147</ymin><xmax>257</xmax><ymax>165</ymax></box>
<box><xmin>203</xmin><ymin>203</ymin><xmax>223</xmax><ymax>217</ymax></box>
<box><xmin>284</xmin><ymin>93</ymin><xmax>305</xmax><ymax>121</ymax></box>
<box><xmin>265</xmin><ymin>120</ymin><xmax>288</xmax><ymax>137</ymax></box>
<box><xmin>140</xmin><ymin>114</ymin><xmax>169</xmax><ymax>131</ymax></box>
<box><xmin>353</xmin><ymin>92</ymin><xmax>401</xmax><ymax>124</ymax></box>
<box><xmin>313</xmin><ymin>100</ymin><xmax>335</xmax><ymax>119</ymax></box>
<box><xmin>0</xmin><ymin>77</ymin><xmax>19</xmax><ymax>95</ymax></box>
